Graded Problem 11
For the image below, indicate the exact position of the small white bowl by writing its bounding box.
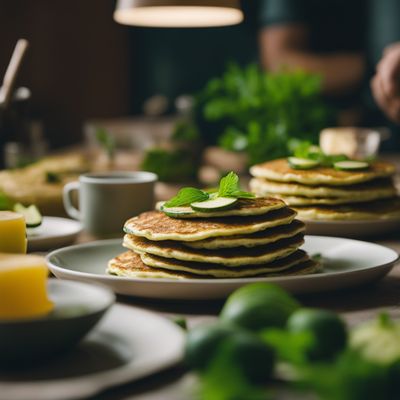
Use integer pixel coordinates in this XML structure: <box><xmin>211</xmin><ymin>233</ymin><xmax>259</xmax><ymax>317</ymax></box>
<box><xmin>0</xmin><ymin>280</ymin><xmax>115</xmax><ymax>367</ymax></box>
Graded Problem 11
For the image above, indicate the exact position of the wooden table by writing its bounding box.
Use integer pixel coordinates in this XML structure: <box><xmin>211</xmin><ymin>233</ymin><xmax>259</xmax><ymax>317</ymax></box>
<box><xmin>49</xmin><ymin>153</ymin><xmax>400</xmax><ymax>399</ymax></box>
<box><xmin>77</xmin><ymin>232</ymin><xmax>399</xmax><ymax>400</ymax></box>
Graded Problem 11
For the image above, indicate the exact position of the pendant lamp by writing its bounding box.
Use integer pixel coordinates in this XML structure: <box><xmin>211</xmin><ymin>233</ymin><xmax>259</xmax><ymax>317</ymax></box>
<box><xmin>114</xmin><ymin>0</ymin><xmax>243</xmax><ymax>28</ymax></box>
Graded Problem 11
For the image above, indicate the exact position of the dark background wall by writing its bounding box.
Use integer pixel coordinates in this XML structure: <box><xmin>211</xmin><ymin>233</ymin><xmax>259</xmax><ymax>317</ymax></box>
<box><xmin>0</xmin><ymin>0</ymin><xmax>131</xmax><ymax>148</ymax></box>
<box><xmin>0</xmin><ymin>0</ymin><xmax>259</xmax><ymax>149</ymax></box>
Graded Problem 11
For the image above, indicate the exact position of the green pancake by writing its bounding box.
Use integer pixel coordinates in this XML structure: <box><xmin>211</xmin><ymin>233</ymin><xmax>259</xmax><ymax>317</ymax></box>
<box><xmin>107</xmin><ymin>250</ymin><xmax>319</xmax><ymax>279</ymax></box>
<box><xmin>250</xmin><ymin>158</ymin><xmax>395</xmax><ymax>186</ymax></box>
<box><xmin>124</xmin><ymin>207</ymin><xmax>297</xmax><ymax>242</ymax></box>
<box><xmin>124</xmin><ymin>233</ymin><xmax>304</xmax><ymax>267</ymax></box>
<box><xmin>184</xmin><ymin>220</ymin><xmax>305</xmax><ymax>249</ymax></box>
<box><xmin>250</xmin><ymin>177</ymin><xmax>396</xmax><ymax>200</ymax></box>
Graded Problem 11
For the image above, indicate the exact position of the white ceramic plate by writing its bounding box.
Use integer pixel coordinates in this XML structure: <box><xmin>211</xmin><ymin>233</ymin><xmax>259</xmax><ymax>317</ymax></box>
<box><xmin>0</xmin><ymin>303</ymin><xmax>185</xmax><ymax>400</ymax></box>
<box><xmin>28</xmin><ymin>217</ymin><xmax>82</xmax><ymax>251</ymax></box>
<box><xmin>303</xmin><ymin>218</ymin><xmax>400</xmax><ymax>238</ymax></box>
<box><xmin>46</xmin><ymin>236</ymin><xmax>399</xmax><ymax>300</ymax></box>
<box><xmin>0</xmin><ymin>280</ymin><xmax>115</xmax><ymax>365</ymax></box>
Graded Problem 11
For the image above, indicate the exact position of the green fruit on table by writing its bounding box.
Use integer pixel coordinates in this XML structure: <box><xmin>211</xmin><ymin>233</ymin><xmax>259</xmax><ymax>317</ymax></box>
<box><xmin>287</xmin><ymin>308</ymin><xmax>347</xmax><ymax>361</ymax></box>
<box><xmin>220</xmin><ymin>283</ymin><xmax>300</xmax><ymax>331</ymax></box>
<box><xmin>185</xmin><ymin>323</ymin><xmax>239</xmax><ymax>371</ymax></box>
<box><xmin>185</xmin><ymin>322</ymin><xmax>275</xmax><ymax>383</ymax></box>
<box><xmin>215</xmin><ymin>330</ymin><xmax>275</xmax><ymax>384</ymax></box>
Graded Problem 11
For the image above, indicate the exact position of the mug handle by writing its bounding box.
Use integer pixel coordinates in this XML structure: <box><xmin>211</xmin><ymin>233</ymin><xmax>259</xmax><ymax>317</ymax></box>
<box><xmin>63</xmin><ymin>181</ymin><xmax>81</xmax><ymax>220</ymax></box>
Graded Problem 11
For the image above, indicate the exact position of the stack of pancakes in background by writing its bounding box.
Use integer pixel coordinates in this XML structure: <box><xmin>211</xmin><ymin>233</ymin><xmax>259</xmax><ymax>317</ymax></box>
<box><xmin>107</xmin><ymin>198</ymin><xmax>319</xmax><ymax>279</ymax></box>
<box><xmin>250</xmin><ymin>159</ymin><xmax>400</xmax><ymax>220</ymax></box>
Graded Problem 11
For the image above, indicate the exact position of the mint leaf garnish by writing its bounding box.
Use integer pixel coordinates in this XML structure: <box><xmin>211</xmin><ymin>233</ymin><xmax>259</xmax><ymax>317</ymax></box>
<box><xmin>163</xmin><ymin>172</ymin><xmax>254</xmax><ymax>210</ymax></box>
<box><xmin>218</xmin><ymin>171</ymin><xmax>239</xmax><ymax>197</ymax></box>
<box><xmin>164</xmin><ymin>187</ymin><xmax>209</xmax><ymax>207</ymax></box>
<box><xmin>218</xmin><ymin>172</ymin><xmax>254</xmax><ymax>198</ymax></box>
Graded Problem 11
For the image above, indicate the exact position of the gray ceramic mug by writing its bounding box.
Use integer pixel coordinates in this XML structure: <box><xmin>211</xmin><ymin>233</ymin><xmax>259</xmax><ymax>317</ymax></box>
<box><xmin>63</xmin><ymin>171</ymin><xmax>157</xmax><ymax>236</ymax></box>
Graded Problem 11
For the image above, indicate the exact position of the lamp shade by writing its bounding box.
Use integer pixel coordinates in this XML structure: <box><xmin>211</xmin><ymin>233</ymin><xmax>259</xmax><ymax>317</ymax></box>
<box><xmin>114</xmin><ymin>0</ymin><xmax>244</xmax><ymax>28</ymax></box>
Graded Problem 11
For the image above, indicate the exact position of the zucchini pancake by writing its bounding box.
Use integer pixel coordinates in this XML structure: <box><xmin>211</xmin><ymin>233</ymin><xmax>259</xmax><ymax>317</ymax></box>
<box><xmin>250</xmin><ymin>158</ymin><xmax>400</xmax><ymax>221</ymax></box>
<box><xmin>107</xmin><ymin>195</ymin><xmax>319</xmax><ymax>280</ymax></box>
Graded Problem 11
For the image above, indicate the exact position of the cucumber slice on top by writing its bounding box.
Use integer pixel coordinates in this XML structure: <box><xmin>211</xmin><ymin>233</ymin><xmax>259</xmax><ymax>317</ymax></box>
<box><xmin>160</xmin><ymin>205</ymin><xmax>196</xmax><ymax>218</ymax></box>
<box><xmin>333</xmin><ymin>161</ymin><xmax>369</xmax><ymax>171</ymax></box>
<box><xmin>288</xmin><ymin>157</ymin><xmax>320</xmax><ymax>170</ymax></box>
<box><xmin>13</xmin><ymin>203</ymin><xmax>43</xmax><ymax>228</ymax></box>
<box><xmin>191</xmin><ymin>197</ymin><xmax>238</xmax><ymax>212</ymax></box>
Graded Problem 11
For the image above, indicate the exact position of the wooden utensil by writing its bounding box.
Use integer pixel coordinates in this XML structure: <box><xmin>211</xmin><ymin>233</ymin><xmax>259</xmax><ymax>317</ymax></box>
<box><xmin>0</xmin><ymin>39</ymin><xmax>29</xmax><ymax>109</ymax></box>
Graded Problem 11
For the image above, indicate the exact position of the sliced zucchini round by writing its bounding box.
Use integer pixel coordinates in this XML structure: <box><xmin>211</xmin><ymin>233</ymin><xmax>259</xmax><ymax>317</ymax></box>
<box><xmin>191</xmin><ymin>197</ymin><xmax>238</xmax><ymax>212</ymax></box>
<box><xmin>333</xmin><ymin>161</ymin><xmax>369</xmax><ymax>171</ymax></box>
<box><xmin>13</xmin><ymin>203</ymin><xmax>43</xmax><ymax>228</ymax></box>
<box><xmin>160</xmin><ymin>205</ymin><xmax>196</xmax><ymax>218</ymax></box>
<box><xmin>288</xmin><ymin>157</ymin><xmax>320</xmax><ymax>170</ymax></box>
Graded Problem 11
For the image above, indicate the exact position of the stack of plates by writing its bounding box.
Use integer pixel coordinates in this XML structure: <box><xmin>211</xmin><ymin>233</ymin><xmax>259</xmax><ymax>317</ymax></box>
<box><xmin>107</xmin><ymin>198</ymin><xmax>319</xmax><ymax>279</ymax></box>
<box><xmin>250</xmin><ymin>159</ymin><xmax>400</xmax><ymax>223</ymax></box>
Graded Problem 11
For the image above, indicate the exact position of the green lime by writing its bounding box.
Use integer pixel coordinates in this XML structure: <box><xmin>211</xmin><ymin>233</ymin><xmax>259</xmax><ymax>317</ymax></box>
<box><xmin>185</xmin><ymin>323</ymin><xmax>238</xmax><ymax>370</ymax></box>
<box><xmin>216</xmin><ymin>330</ymin><xmax>276</xmax><ymax>384</ymax></box>
<box><xmin>220</xmin><ymin>283</ymin><xmax>300</xmax><ymax>331</ymax></box>
<box><xmin>287</xmin><ymin>308</ymin><xmax>347</xmax><ymax>361</ymax></box>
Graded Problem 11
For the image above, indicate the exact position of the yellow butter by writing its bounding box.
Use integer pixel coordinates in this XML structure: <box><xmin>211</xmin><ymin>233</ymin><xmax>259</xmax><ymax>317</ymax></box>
<box><xmin>0</xmin><ymin>211</ymin><xmax>27</xmax><ymax>254</ymax></box>
<box><xmin>0</xmin><ymin>253</ymin><xmax>53</xmax><ymax>320</ymax></box>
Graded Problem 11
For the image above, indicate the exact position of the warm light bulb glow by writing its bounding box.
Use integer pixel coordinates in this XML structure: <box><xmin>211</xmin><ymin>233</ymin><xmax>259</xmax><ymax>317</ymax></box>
<box><xmin>114</xmin><ymin>6</ymin><xmax>243</xmax><ymax>27</ymax></box>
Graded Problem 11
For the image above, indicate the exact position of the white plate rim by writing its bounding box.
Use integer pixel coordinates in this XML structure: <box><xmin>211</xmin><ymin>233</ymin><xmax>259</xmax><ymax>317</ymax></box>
<box><xmin>0</xmin><ymin>303</ymin><xmax>185</xmax><ymax>400</ymax></box>
<box><xmin>29</xmin><ymin>216</ymin><xmax>82</xmax><ymax>241</ymax></box>
<box><xmin>46</xmin><ymin>236</ymin><xmax>400</xmax><ymax>285</ymax></box>
<box><xmin>28</xmin><ymin>216</ymin><xmax>83</xmax><ymax>251</ymax></box>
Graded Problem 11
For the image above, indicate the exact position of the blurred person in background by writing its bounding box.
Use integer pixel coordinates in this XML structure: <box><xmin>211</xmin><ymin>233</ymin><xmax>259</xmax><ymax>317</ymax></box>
<box><xmin>259</xmin><ymin>0</ymin><xmax>366</xmax><ymax>125</ymax></box>
<box><xmin>371</xmin><ymin>44</ymin><xmax>400</xmax><ymax>126</ymax></box>
<box><xmin>259</xmin><ymin>0</ymin><xmax>400</xmax><ymax>150</ymax></box>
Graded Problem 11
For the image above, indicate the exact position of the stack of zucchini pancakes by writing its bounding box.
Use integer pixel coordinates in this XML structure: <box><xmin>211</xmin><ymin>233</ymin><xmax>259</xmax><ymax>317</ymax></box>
<box><xmin>249</xmin><ymin>159</ymin><xmax>400</xmax><ymax>221</ymax></box>
<box><xmin>107</xmin><ymin>197</ymin><xmax>319</xmax><ymax>279</ymax></box>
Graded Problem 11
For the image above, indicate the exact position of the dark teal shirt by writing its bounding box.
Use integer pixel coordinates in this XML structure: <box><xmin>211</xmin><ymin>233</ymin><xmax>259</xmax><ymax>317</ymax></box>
<box><xmin>260</xmin><ymin>0</ymin><xmax>365</xmax><ymax>53</ymax></box>
<box><xmin>262</xmin><ymin>0</ymin><xmax>400</xmax><ymax>149</ymax></box>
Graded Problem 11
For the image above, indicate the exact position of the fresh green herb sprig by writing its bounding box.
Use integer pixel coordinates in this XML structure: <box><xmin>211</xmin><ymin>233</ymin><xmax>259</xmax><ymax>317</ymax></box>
<box><xmin>164</xmin><ymin>188</ymin><xmax>209</xmax><ymax>208</ymax></box>
<box><xmin>141</xmin><ymin>120</ymin><xmax>201</xmax><ymax>183</ymax></box>
<box><xmin>0</xmin><ymin>192</ymin><xmax>13</xmax><ymax>210</ymax></box>
<box><xmin>289</xmin><ymin>140</ymin><xmax>350</xmax><ymax>167</ymax></box>
<box><xmin>200</xmin><ymin>341</ymin><xmax>269</xmax><ymax>400</ymax></box>
<box><xmin>95</xmin><ymin>127</ymin><xmax>116</xmax><ymax>161</ymax></box>
<box><xmin>217</xmin><ymin>172</ymin><xmax>255</xmax><ymax>199</ymax></box>
<box><xmin>200</xmin><ymin>64</ymin><xmax>331</xmax><ymax>165</ymax></box>
<box><xmin>164</xmin><ymin>172</ymin><xmax>254</xmax><ymax>208</ymax></box>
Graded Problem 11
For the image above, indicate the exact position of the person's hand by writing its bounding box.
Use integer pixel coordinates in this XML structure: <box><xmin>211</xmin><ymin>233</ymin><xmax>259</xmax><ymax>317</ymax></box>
<box><xmin>371</xmin><ymin>43</ymin><xmax>400</xmax><ymax>124</ymax></box>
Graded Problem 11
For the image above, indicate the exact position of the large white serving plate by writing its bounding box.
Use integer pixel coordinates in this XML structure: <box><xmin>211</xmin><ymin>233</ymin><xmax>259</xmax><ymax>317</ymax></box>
<box><xmin>303</xmin><ymin>218</ymin><xmax>400</xmax><ymax>238</ymax></box>
<box><xmin>46</xmin><ymin>236</ymin><xmax>399</xmax><ymax>300</ymax></box>
<box><xmin>0</xmin><ymin>304</ymin><xmax>185</xmax><ymax>400</ymax></box>
<box><xmin>28</xmin><ymin>217</ymin><xmax>82</xmax><ymax>251</ymax></box>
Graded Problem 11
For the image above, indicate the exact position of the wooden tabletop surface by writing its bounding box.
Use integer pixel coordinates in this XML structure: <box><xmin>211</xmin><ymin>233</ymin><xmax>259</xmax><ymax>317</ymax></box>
<box><xmin>73</xmin><ymin>154</ymin><xmax>400</xmax><ymax>400</ymax></box>
<box><xmin>82</xmin><ymin>231</ymin><xmax>400</xmax><ymax>400</ymax></box>
<box><xmin>9</xmin><ymin>153</ymin><xmax>399</xmax><ymax>400</ymax></box>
